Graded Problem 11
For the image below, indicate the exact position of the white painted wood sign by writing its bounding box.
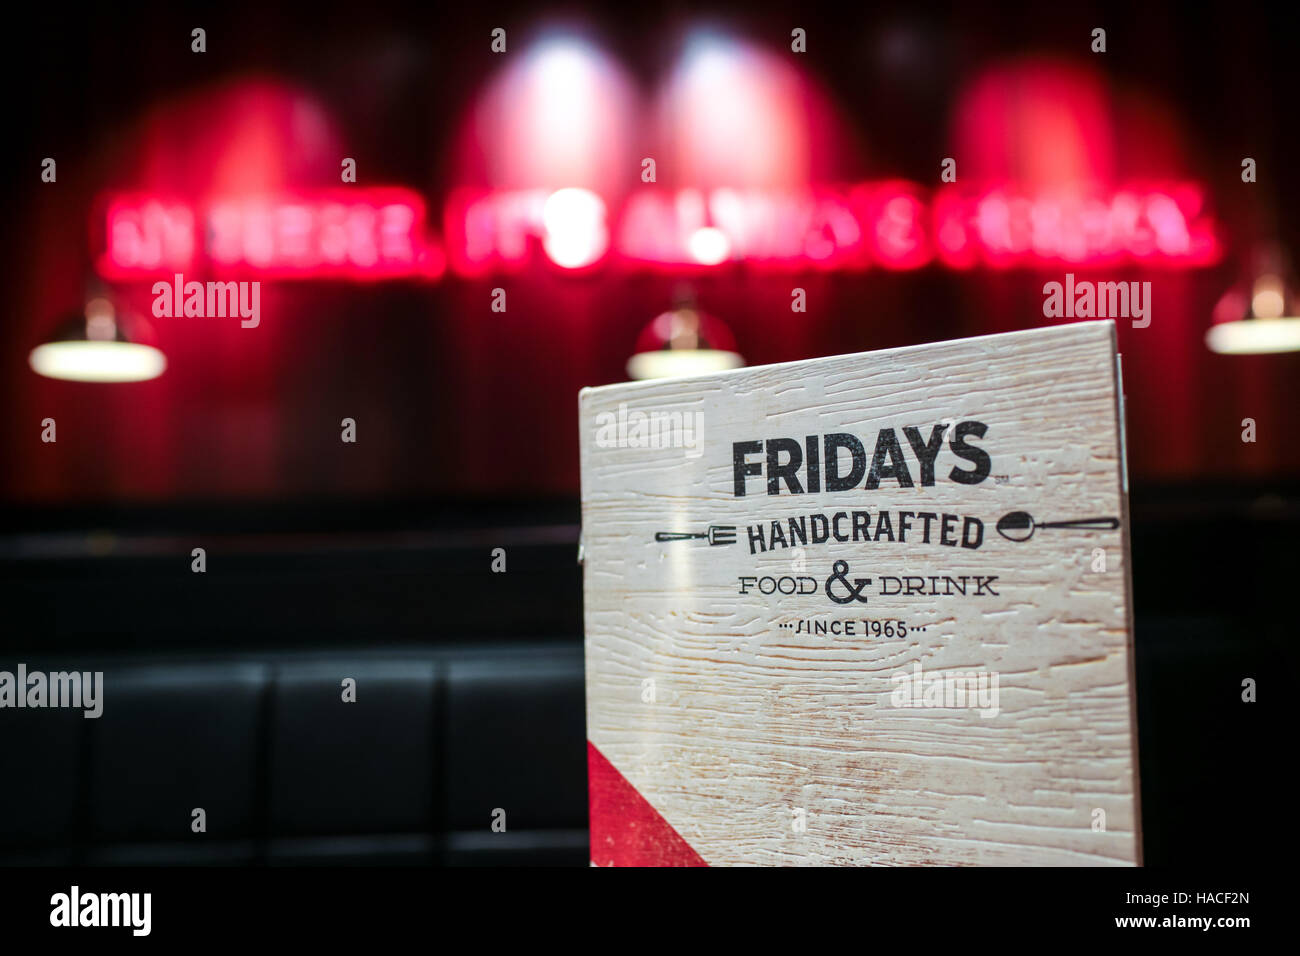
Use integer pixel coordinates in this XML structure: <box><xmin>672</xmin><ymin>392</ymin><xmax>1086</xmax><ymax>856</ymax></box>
<box><xmin>578</xmin><ymin>320</ymin><xmax>1139</xmax><ymax>866</ymax></box>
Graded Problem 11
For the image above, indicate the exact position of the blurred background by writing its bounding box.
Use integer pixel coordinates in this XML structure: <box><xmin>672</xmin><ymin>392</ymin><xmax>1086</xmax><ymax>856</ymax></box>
<box><xmin>1</xmin><ymin>1</ymin><xmax>1294</xmax><ymax>866</ymax></box>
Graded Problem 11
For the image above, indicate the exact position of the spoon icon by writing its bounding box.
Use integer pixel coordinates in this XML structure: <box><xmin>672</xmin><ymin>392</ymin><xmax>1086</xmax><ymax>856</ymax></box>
<box><xmin>995</xmin><ymin>511</ymin><xmax>1119</xmax><ymax>542</ymax></box>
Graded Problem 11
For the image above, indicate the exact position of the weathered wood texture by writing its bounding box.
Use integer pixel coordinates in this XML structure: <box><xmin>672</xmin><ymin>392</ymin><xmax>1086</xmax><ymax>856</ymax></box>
<box><xmin>579</xmin><ymin>320</ymin><xmax>1139</xmax><ymax>865</ymax></box>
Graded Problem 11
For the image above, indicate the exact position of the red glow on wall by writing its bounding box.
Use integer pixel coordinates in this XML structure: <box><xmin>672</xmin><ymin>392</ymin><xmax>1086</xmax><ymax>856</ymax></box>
<box><xmin>99</xmin><ymin>190</ymin><xmax>444</xmax><ymax>280</ymax></box>
<box><xmin>656</xmin><ymin>39</ymin><xmax>816</xmax><ymax>190</ymax></box>
<box><xmin>954</xmin><ymin>60</ymin><xmax>1116</xmax><ymax>188</ymax></box>
<box><xmin>458</xmin><ymin>38</ymin><xmax>638</xmax><ymax>199</ymax></box>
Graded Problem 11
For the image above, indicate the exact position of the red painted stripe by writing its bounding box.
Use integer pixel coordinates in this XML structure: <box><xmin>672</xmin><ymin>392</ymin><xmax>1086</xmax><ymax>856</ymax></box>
<box><xmin>587</xmin><ymin>741</ymin><xmax>708</xmax><ymax>867</ymax></box>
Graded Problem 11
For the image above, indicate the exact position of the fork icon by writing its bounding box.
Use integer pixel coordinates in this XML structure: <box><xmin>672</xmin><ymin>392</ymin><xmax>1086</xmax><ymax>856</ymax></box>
<box><xmin>654</xmin><ymin>525</ymin><xmax>737</xmax><ymax>546</ymax></box>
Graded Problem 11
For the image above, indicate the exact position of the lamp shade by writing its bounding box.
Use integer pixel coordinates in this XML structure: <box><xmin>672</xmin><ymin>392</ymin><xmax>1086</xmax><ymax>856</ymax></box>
<box><xmin>1207</xmin><ymin>247</ymin><xmax>1300</xmax><ymax>355</ymax></box>
<box><xmin>29</xmin><ymin>298</ymin><xmax>167</xmax><ymax>382</ymax></box>
<box><xmin>627</xmin><ymin>306</ymin><xmax>744</xmax><ymax>380</ymax></box>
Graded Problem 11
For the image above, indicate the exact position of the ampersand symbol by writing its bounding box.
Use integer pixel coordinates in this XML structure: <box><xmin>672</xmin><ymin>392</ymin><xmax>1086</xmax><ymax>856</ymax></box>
<box><xmin>825</xmin><ymin>560</ymin><xmax>871</xmax><ymax>604</ymax></box>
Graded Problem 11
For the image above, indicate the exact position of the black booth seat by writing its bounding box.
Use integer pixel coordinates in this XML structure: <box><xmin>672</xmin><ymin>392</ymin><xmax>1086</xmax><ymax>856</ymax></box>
<box><xmin>0</xmin><ymin>700</ymin><xmax>84</xmax><ymax>863</ymax></box>
<box><xmin>88</xmin><ymin>663</ymin><xmax>266</xmax><ymax>848</ymax></box>
<box><xmin>0</xmin><ymin>646</ymin><xmax>589</xmax><ymax>866</ymax></box>
<box><xmin>0</xmin><ymin>613</ymin><xmax>1286</xmax><ymax>867</ymax></box>
<box><xmin>269</xmin><ymin>660</ymin><xmax>437</xmax><ymax>838</ymax></box>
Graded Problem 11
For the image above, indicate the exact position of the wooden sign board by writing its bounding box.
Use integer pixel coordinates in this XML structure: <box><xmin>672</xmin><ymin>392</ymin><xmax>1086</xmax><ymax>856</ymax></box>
<box><xmin>578</xmin><ymin>320</ymin><xmax>1140</xmax><ymax>866</ymax></box>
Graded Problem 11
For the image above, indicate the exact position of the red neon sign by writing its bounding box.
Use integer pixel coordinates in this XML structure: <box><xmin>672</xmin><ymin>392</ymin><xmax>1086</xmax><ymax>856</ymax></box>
<box><xmin>443</xmin><ymin>182</ymin><xmax>1218</xmax><ymax>274</ymax></box>
<box><xmin>97</xmin><ymin>181</ymin><xmax>1220</xmax><ymax>282</ymax></box>
<box><xmin>98</xmin><ymin>189</ymin><xmax>444</xmax><ymax>280</ymax></box>
<box><xmin>931</xmin><ymin>184</ymin><xmax>1219</xmax><ymax>268</ymax></box>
